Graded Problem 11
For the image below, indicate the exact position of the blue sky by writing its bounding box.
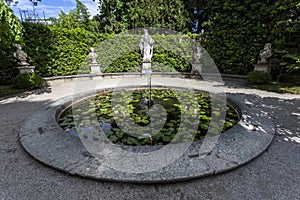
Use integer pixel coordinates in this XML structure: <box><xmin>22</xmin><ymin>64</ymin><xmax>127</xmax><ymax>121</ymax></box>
<box><xmin>11</xmin><ymin>0</ymin><xmax>99</xmax><ymax>19</ymax></box>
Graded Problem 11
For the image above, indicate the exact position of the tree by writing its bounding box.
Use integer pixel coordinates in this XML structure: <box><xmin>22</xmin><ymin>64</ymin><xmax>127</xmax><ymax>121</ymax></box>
<box><xmin>183</xmin><ymin>0</ymin><xmax>208</xmax><ymax>33</ymax></box>
<box><xmin>270</xmin><ymin>0</ymin><xmax>300</xmax><ymax>81</ymax></box>
<box><xmin>0</xmin><ymin>0</ymin><xmax>23</xmax><ymax>46</ymax></box>
<box><xmin>0</xmin><ymin>0</ymin><xmax>23</xmax><ymax>84</ymax></box>
<box><xmin>95</xmin><ymin>0</ymin><xmax>190</xmax><ymax>33</ymax></box>
<box><xmin>52</xmin><ymin>0</ymin><xmax>97</xmax><ymax>32</ymax></box>
<box><xmin>4</xmin><ymin>0</ymin><xmax>42</xmax><ymax>6</ymax></box>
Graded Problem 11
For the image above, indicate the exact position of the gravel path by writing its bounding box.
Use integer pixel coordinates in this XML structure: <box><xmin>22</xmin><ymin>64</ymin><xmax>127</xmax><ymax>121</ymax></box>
<box><xmin>0</xmin><ymin>78</ymin><xmax>299</xmax><ymax>200</ymax></box>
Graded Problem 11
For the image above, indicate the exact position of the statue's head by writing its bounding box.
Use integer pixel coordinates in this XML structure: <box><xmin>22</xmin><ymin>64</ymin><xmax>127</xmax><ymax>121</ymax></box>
<box><xmin>264</xmin><ymin>43</ymin><xmax>272</xmax><ymax>49</ymax></box>
<box><xmin>90</xmin><ymin>47</ymin><xmax>95</xmax><ymax>52</ymax></box>
<box><xmin>15</xmin><ymin>43</ymin><xmax>22</xmax><ymax>49</ymax></box>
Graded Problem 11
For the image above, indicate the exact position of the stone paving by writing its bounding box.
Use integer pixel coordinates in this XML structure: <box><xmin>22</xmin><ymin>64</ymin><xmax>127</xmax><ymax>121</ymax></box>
<box><xmin>0</xmin><ymin>76</ymin><xmax>299</xmax><ymax>199</ymax></box>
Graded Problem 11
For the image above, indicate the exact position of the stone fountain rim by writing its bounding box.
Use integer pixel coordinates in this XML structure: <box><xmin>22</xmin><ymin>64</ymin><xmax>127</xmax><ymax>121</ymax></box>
<box><xmin>19</xmin><ymin>84</ymin><xmax>275</xmax><ymax>183</ymax></box>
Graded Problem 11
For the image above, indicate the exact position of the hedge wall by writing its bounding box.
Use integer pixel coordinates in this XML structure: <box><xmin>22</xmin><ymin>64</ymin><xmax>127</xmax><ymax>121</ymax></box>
<box><xmin>22</xmin><ymin>22</ymin><xmax>107</xmax><ymax>77</ymax></box>
<box><xmin>95</xmin><ymin>33</ymin><xmax>197</xmax><ymax>73</ymax></box>
<box><xmin>202</xmin><ymin>0</ymin><xmax>300</xmax><ymax>79</ymax></box>
<box><xmin>19</xmin><ymin>24</ymin><xmax>201</xmax><ymax>76</ymax></box>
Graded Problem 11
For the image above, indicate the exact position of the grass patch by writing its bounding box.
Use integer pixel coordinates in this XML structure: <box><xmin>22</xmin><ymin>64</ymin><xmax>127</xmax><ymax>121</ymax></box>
<box><xmin>250</xmin><ymin>82</ymin><xmax>300</xmax><ymax>94</ymax></box>
<box><xmin>0</xmin><ymin>85</ymin><xmax>26</xmax><ymax>98</ymax></box>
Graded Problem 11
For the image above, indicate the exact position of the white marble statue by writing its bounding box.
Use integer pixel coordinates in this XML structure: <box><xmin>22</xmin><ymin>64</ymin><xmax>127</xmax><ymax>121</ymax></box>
<box><xmin>14</xmin><ymin>44</ymin><xmax>29</xmax><ymax>66</ymax></box>
<box><xmin>88</xmin><ymin>47</ymin><xmax>98</xmax><ymax>64</ymax></box>
<box><xmin>193</xmin><ymin>46</ymin><xmax>203</xmax><ymax>63</ymax></box>
<box><xmin>139</xmin><ymin>29</ymin><xmax>155</xmax><ymax>63</ymax></box>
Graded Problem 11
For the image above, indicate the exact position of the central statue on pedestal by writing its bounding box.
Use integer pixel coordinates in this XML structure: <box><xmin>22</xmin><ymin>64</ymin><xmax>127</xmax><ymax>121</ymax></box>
<box><xmin>139</xmin><ymin>29</ymin><xmax>154</xmax><ymax>62</ymax></box>
<box><xmin>139</xmin><ymin>29</ymin><xmax>154</xmax><ymax>73</ymax></box>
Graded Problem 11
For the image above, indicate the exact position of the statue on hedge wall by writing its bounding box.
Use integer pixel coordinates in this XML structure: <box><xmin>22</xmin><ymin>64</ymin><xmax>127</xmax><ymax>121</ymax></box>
<box><xmin>139</xmin><ymin>29</ymin><xmax>155</xmax><ymax>63</ymax></box>
<box><xmin>13</xmin><ymin>43</ymin><xmax>35</xmax><ymax>74</ymax></box>
<box><xmin>192</xmin><ymin>46</ymin><xmax>203</xmax><ymax>74</ymax></box>
<box><xmin>258</xmin><ymin>43</ymin><xmax>272</xmax><ymax>64</ymax></box>
<box><xmin>14</xmin><ymin>44</ymin><xmax>29</xmax><ymax>66</ymax></box>
<box><xmin>193</xmin><ymin>46</ymin><xmax>203</xmax><ymax>64</ymax></box>
<box><xmin>88</xmin><ymin>47</ymin><xmax>98</xmax><ymax>64</ymax></box>
<box><xmin>88</xmin><ymin>47</ymin><xmax>101</xmax><ymax>75</ymax></box>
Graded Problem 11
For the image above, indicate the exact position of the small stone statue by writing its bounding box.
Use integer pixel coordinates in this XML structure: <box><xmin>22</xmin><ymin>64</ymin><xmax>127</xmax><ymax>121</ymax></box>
<box><xmin>88</xmin><ymin>47</ymin><xmax>101</xmax><ymax>75</ymax></box>
<box><xmin>193</xmin><ymin>46</ymin><xmax>203</xmax><ymax>64</ymax></box>
<box><xmin>139</xmin><ymin>29</ymin><xmax>155</xmax><ymax>63</ymax></box>
<box><xmin>14</xmin><ymin>44</ymin><xmax>29</xmax><ymax>66</ymax></box>
<box><xmin>88</xmin><ymin>47</ymin><xmax>98</xmax><ymax>64</ymax></box>
<box><xmin>258</xmin><ymin>43</ymin><xmax>272</xmax><ymax>64</ymax></box>
<box><xmin>191</xmin><ymin>46</ymin><xmax>204</xmax><ymax>74</ymax></box>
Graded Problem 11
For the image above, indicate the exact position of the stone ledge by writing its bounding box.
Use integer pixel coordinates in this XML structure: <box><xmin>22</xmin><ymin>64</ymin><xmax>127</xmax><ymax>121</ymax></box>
<box><xmin>43</xmin><ymin>72</ymin><xmax>246</xmax><ymax>82</ymax></box>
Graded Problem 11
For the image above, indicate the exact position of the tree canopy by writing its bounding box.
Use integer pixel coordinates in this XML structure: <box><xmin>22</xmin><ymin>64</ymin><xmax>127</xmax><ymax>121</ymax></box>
<box><xmin>0</xmin><ymin>0</ymin><xmax>23</xmax><ymax>46</ymax></box>
<box><xmin>95</xmin><ymin>0</ymin><xmax>191</xmax><ymax>33</ymax></box>
<box><xmin>52</xmin><ymin>0</ymin><xmax>98</xmax><ymax>32</ymax></box>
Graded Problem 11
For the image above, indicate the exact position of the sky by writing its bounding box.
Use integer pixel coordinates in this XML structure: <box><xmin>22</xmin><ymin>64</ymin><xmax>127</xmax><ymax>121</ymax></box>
<box><xmin>11</xmin><ymin>0</ymin><xmax>99</xmax><ymax>20</ymax></box>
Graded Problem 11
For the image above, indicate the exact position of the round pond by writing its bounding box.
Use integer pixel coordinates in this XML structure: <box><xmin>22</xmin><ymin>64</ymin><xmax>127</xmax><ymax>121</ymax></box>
<box><xmin>19</xmin><ymin>84</ymin><xmax>275</xmax><ymax>183</ymax></box>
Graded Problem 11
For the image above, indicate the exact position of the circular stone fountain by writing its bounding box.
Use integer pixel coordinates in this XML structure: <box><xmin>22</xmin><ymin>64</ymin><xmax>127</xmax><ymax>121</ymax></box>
<box><xmin>19</xmin><ymin>80</ymin><xmax>275</xmax><ymax>183</ymax></box>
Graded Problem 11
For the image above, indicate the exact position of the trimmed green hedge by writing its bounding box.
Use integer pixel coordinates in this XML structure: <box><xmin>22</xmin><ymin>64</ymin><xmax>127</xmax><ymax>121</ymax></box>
<box><xmin>12</xmin><ymin>73</ymin><xmax>44</xmax><ymax>90</ymax></box>
<box><xmin>202</xmin><ymin>0</ymin><xmax>300</xmax><ymax>80</ymax></box>
<box><xmin>247</xmin><ymin>71</ymin><xmax>271</xmax><ymax>84</ymax></box>
<box><xmin>22</xmin><ymin>22</ymin><xmax>108</xmax><ymax>77</ymax></box>
<box><xmin>96</xmin><ymin>34</ymin><xmax>196</xmax><ymax>73</ymax></box>
<box><xmin>0</xmin><ymin>45</ymin><xmax>19</xmax><ymax>85</ymax></box>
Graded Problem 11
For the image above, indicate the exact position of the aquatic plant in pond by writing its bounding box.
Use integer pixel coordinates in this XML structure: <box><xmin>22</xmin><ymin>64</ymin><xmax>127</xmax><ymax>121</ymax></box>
<box><xmin>59</xmin><ymin>89</ymin><xmax>239</xmax><ymax>146</ymax></box>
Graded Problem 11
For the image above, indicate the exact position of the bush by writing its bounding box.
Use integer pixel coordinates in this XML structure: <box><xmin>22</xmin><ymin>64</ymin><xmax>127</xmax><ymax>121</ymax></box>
<box><xmin>0</xmin><ymin>68</ymin><xmax>19</xmax><ymax>85</ymax></box>
<box><xmin>97</xmin><ymin>34</ymin><xmax>193</xmax><ymax>73</ymax></box>
<box><xmin>0</xmin><ymin>44</ymin><xmax>19</xmax><ymax>85</ymax></box>
<box><xmin>22</xmin><ymin>23</ymin><xmax>107</xmax><ymax>77</ymax></box>
<box><xmin>12</xmin><ymin>73</ymin><xmax>44</xmax><ymax>90</ymax></box>
<box><xmin>246</xmin><ymin>71</ymin><xmax>271</xmax><ymax>84</ymax></box>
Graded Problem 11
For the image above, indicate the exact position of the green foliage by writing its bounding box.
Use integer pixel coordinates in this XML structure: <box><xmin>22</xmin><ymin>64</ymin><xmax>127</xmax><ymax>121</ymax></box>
<box><xmin>95</xmin><ymin>33</ymin><xmax>193</xmax><ymax>73</ymax></box>
<box><xmin>247</xmin><ymin>71</ymin><xmax>271</xmax><ymax>85</ymax></box>
<box><xmin>0</xmin><ymin>44</ymin><xmax>18</xmax><ymax>85</ymax></box>
<box><xmin>22</xmin><ymin>22</ymin><xmax>106</xmax><ymax>76</ymax></box>
<box><xmin>104</xmin><ymin>50</ymin><xmax>141</xmax><ymax>73</ymax></box>
<box><xmin>202</xmin><ymin>0</ymin><xmax>300</xmax><ymax>80</ymax></box>
<box><xmin>183</xmin><ymin>0</ymin><xmax>208</xmax><ymax>33</ymax></box>
<box><xmin>0</xmin><ymin>85</ymin><xmax>26</xmax><ymax>98</ymax></box>
<box><xmin>250</xmin><ymin>82</ymin><xmax>300</xmax><ymax>94</ymax></box>
<box><xmin>96</xmin><ymin>0</ymin><xmax>190</xmax><ymax>33</ymax></box>
<box><xmin>52</xmin><ymin>0</ymin><xmax>98</xmax><ymax>32</ymax></box>
<box><xmin>152</xmin><ymin>49</ymin><xmax>191</xmax><ymax>72</ymax></box>
<box><xmin>12</xmin><ymin>73</ymin><xmax>44</xmax><ymax>90</ymax></box>
<box><xmin>0</xmin><ymin>0</ymin><xmax>23</xmax><ymax>84</ymax></box>
<box><xmin>0</xmin><ymin>67</ymin><xmax>18</xmax><ymax>85</ymax></box>
<box><xmin>59</xmin><ymin>89</ymin><xmax>238</xmax><ymax>146</ymax></box>
<box><xmin>269</xmin><ymin>0</ymin><xmax>300</xmax><ymax>81</ymax></box>
<box><xmin>0</xmin><ymin>0</ymin><xmax>23</xmax><ymax>46</ymax></box>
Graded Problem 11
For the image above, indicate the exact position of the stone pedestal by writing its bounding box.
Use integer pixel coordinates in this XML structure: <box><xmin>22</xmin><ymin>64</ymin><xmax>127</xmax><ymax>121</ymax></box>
<box><xmin>90</xmin><ymin>64</ymin><xmax>101</xmax><ymax>75</ymax></box>
<box><xmin>254</xmin><ymin>64</ymin><xmax>271</xmax><ymax>73</ymax></box>
<box><xmin>17</xmin><ymin>65</ymin><xmax>35</xmax><ymax>74</ymax></box>
<box><xmin>142</xmin><ymin>62</ymin><xmax>152</xmax><ymax>74</ymax></box>
<box><xmin>191</xmin><ymin>63</ymin><xmax>202</xmax><ymax>74</ymax></box>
